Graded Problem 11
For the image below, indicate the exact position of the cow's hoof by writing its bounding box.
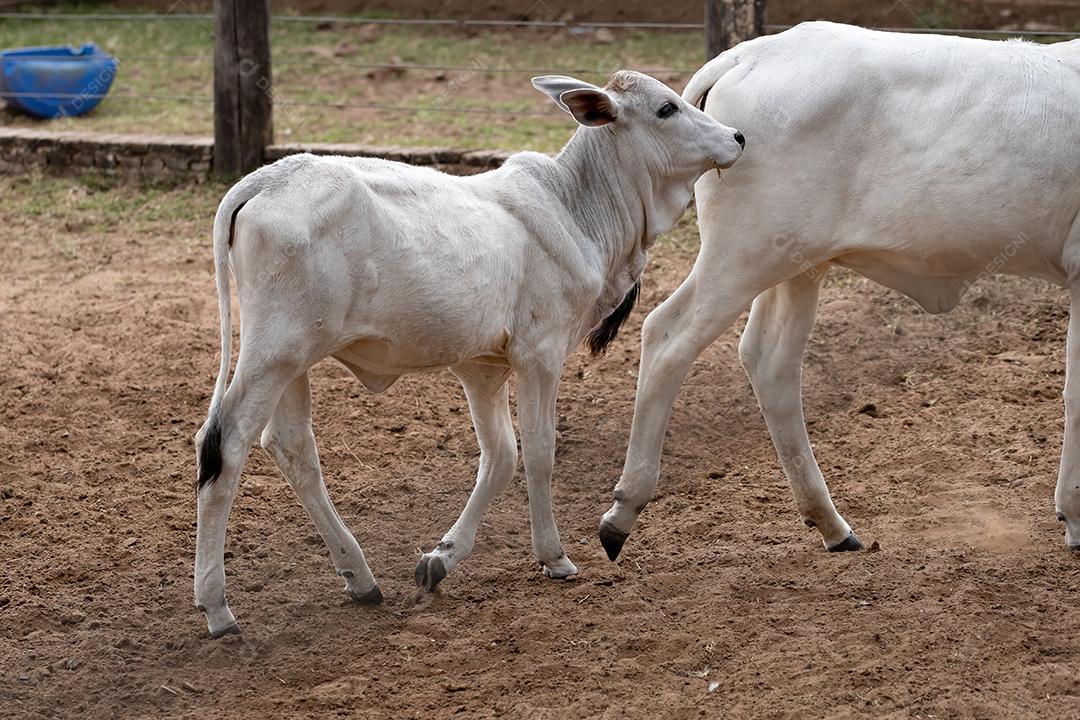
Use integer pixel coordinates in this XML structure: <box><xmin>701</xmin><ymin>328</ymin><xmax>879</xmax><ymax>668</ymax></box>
<box><xmin>208</xmin><ymin>622</ymin><xmax>241</xmax><ymax>639</ymax></box>
<box><xmin>414</xmin><ymin>554</ymin><xmax>447</xmax><ymax>591</ymax></box>
<box><xmin>827</xmin><ymin>532</ymin><xmax>864</xmax><ymax>553</ymax></box>
<box><xmin>542</xmin><ymin>553</ymin><xmax>578</xmax><ymax>580</ymax></box>
<box><xmin>598</xmin><ymin>521</ymin><xmax>629</xmax><ymax>562</ymax></box>
<box><xmin>348</xmin><ymin>585</ymin><xmax>384</xmax><ymax>605</ymax></box>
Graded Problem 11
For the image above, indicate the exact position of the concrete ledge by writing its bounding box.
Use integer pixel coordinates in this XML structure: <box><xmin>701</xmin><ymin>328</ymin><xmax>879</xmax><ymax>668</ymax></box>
<box><xmin>0</xmin><ymin>128</ymin><xmax>213</xmax><ymax>181</ymax></box>
<box><xmin>0</xmin><ymin>127</ymin><xmax>510</xmax><ymax>182</ymax></box>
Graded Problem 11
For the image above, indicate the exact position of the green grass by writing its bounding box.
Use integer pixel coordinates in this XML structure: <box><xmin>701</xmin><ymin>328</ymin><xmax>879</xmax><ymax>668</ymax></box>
<box><xmin>0</xmin><ymin>4</ymin><xmax>704</xmax><ymax>153</ymax></box>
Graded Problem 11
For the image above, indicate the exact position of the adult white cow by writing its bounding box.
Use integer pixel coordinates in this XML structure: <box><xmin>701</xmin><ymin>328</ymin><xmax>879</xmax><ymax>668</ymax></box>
<box><xmin>599</xmin><ymin>22</ymin><xmax>1080</xmax><ymax>560</ymax></box>
<box><xmin>193</xmin><ymin>70</ymin><xmax>744</xmax><ymax>637</ymax></box>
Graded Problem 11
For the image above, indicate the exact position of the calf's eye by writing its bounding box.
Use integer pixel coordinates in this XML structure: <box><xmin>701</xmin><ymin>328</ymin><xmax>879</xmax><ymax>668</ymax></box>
<box><xmin>657</xmin><ymin>101</ymin><xmax>678</xmax><ymax>119</ymax></box>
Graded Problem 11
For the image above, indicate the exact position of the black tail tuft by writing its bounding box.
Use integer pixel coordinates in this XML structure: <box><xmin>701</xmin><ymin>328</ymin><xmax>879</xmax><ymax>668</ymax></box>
<box><xmin>588</xmin><ymin>281</ymin><xmax>640</xmax><ymax>356</ymax></box>
<box><xmin>196</xmin><ymin>414</ymin><xmax>223</xmax><ymax>489</ymax></box>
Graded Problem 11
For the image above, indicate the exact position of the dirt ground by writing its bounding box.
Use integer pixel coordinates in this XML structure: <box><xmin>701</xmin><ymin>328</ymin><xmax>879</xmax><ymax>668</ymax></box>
<box><xmin>2</xmin><ymin>176</ymin><xmax>1080</xmax><ymax>719</ymax></box>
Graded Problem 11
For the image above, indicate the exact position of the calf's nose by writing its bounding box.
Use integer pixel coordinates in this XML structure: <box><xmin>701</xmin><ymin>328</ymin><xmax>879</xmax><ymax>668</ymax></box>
<box><xmin>733</xmin><ymin>131</ymin><xmax>745</xmax><ymax>148</ymax></box>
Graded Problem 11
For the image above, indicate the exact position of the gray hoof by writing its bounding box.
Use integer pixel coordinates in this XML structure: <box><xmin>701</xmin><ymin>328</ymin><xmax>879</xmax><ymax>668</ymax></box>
<box><xmin>598</xmin><ymin>521</ymin><xmax>629</xmax><ymax>562</ymax></box>
<box><xmin>209</xmin><ymin>622</ymin><xmax>241</xmax><ymax>639</ymax></box>
<box><xmin>414</xmin><ymin>554</ymin><xmax>447</xmax><ymax>591</ymax></box>
<box><xmin>349</xmin><ymin>585</ymin><xmax>384</xmax><ymax>605</ymax></box>
<box><xmin>828</xmin><ymin>532</ymin><xmax>864</xmax><ymax>553</ymax></box>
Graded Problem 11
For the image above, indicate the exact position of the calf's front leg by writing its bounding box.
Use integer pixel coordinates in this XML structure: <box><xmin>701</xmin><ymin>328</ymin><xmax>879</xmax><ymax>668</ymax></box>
<box><xmin>415</xmin><ymin>364</ymin><xmax>516</xmax><ymax>591</ymax></box>
<box><xmin>1056</xmin><ymin>285</ymin><xmax>1080</xmax><ymax>548</ymax></box>
<box><xmin>517</xmin><ymin>362</ymin><xmax>577</xmax><ymax>578</ymax></box>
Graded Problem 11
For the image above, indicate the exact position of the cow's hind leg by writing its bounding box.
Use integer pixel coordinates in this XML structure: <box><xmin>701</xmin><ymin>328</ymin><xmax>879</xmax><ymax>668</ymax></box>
<box><xmin>261</xmin><ymin>373</ymin><xmax>382</xmax><ymax>602</ymax></box>
<box><xmin>415</xmin><ymin>364</ymin><xmax>516</xmax><ymax>591</ymax></box>
<box><xmin>738</xmin><ymin>269</ymin><xmax>859</xmax><ymax>551</ymax></box>
<box><xmin>194</xmin><ymin>359</ymin><xmax>293</xmax><ymax>638</ymax></box>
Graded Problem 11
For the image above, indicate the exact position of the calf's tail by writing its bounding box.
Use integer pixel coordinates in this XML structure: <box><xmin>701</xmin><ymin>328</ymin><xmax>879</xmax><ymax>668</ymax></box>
<box><xmin>196</xmin><ymin>175</ymin><xmax>263</xmax><ymax>489</ymax></box>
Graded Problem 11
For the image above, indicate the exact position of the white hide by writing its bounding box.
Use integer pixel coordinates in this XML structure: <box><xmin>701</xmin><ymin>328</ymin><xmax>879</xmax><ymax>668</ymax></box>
<box><xmin>601</xmin><ymin>23</ymin><xmax>1080</xmax><ymax>556</ymax></box>
<box><xmin>193</xmin><ymin>70</ymin><xmax>744</xmax><ymax>637</ymax></box>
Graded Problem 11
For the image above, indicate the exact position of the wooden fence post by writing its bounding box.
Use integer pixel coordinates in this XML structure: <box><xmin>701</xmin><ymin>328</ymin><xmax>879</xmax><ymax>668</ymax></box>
<box><xmin>213</xmin><ymin>0</ymin><xmax>273</xmax><ymax>176</ymax></box>
<box><xmin>705</xmin><ymin>0</ymin><xmax>766</xmax><ymax>59</ymax></box>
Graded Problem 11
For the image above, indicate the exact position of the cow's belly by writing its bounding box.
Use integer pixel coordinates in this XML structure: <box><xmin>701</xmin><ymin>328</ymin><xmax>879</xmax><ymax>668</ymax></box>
<box><xmin>832</xmin><ymin>251</ymin><xmax>976</xmax><ymax>313</ymax></box>
<box><xmin>833</xmin><ymin>241</ymin><xmax>1067</xmax><ymax>314</ymax></box>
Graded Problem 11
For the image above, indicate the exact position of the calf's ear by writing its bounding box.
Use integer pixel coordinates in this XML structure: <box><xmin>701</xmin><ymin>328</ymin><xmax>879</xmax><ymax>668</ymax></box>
<box><xmin>532</xmin><ymin>75</ymin><xmax>619</xmax><ymax>126</ymax></box>
<box><xmin>560</xmin><ymin>88</ymin><xmax>618</xmax><ymax>127</ymax></box>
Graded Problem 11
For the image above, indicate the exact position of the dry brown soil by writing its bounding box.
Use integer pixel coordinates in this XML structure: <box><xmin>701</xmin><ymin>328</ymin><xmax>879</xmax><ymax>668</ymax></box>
<box><xmin>2</xmin><ymin>179</ymin><xmax>1080</xmax><ymax>719</ymax></box>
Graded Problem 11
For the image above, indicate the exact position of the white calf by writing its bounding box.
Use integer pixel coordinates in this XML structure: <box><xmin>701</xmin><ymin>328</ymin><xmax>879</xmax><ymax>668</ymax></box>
<box><xmin>599</xmin><ymin>22</ymin><xmax>1080</xmax><ymax>559</ymax></box>
<box><xmin>193</xmin><ymin>70</ymin><xmax>744</xmax><ymax>637</ymax></box>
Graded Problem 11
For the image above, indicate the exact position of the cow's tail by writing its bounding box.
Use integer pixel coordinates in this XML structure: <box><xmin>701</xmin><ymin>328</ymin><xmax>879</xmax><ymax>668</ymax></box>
<box><xmin>681</xmin><ymin>51</ymin><xmax>741</xmax><ymax>111</ymax></box>
<box><xmin>196</xmin><ymin>174</ymin><xmax>263</xmax><ymax>489</ymax></box>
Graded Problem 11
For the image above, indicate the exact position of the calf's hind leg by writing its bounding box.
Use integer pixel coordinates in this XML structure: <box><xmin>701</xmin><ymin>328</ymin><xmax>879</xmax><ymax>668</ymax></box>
<box><xmin>261</xmin><ymin>373</ymin><xmax>382</xmax><ymax>602</ymax></box>
<box><xmin>737</xmin><ymin>269</ymin><xmax>859</xmax><ymax>551</ymax></box>
<box><xmin>195</xmin><ymin>359</ymin><xmax>292</xmax><ymax>638</ymax></box>
<box><xmin>415</xmin><ymin>364</ymin><xmax>516</xmax><ymax>591</ymax></box>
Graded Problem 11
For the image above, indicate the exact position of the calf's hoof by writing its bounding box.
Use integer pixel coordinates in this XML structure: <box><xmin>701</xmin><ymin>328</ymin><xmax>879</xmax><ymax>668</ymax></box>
<box><xmin>598</xmin><ymin>521</ymin><xmax>629</xmax><ymax>562</ymax></box>
<box><xmin>348</xmin><ymin>585</ymin><xmax>384</xmax><ymax>605</ymax></box>
<box><xmin>827</xmin><ymin>532</ymin><xmax>864</xmax><ymax>553</ymax></box>
<box><xmin>414</xmin><ymin>554</ymin><xmax>447</xmax><ymax>592</ymax></box>
<box><xmin>542</xmin><ymin>553</ymin><xmax>578</xmax><ymax>580</ymax></box>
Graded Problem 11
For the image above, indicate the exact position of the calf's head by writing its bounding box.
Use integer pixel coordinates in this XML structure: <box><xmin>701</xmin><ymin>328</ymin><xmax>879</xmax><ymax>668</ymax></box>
<box><xmin>532</xmin><ymin>70</ymin><xmax>744</xmax><ymax>232</ymax></box>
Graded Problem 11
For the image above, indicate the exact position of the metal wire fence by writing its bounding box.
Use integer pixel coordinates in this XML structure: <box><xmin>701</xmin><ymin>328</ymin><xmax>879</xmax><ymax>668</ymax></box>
<box><xmin>1</xmin><ymin>11</ymin><xmax>1079</xmax><ymax>35</ymax></box>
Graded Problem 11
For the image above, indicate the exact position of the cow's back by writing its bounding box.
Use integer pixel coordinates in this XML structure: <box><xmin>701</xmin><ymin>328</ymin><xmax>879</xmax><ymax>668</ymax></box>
<box><xmin>698</xmin><ymin>22</ymin><xmax>1080</xmax><ymax>285</ymax></box>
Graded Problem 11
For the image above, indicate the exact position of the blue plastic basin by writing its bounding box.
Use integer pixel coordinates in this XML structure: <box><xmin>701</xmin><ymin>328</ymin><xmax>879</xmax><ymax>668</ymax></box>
<box><xmin>0</xmin><ymin>43</ymin><xmax>117</xmax><ymax>119</ymax></box>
